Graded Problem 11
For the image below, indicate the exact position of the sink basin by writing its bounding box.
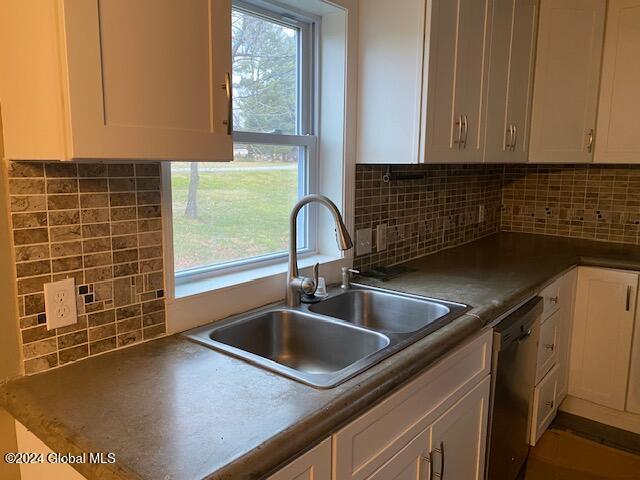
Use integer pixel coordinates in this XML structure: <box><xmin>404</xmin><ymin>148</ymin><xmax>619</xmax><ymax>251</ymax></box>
<box><xmin>187</xmin><ymin>309</ymin><xmax>390</xmax><ymax>388</ymax></box>
<box><xmin>184</xmin><ymin>286</ymin><xmax>469</xmax><ymax>389</ymax></box>
<box><xmin>309</xmin><ymin>288</ymin><xmax>454</xmax><ymax>333</ymax></box>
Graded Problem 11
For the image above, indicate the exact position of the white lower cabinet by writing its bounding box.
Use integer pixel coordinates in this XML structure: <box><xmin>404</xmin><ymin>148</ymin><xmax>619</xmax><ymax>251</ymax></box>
<box><xmin>333</xmin><ymin>330</ymin><xmax>492</xmax><ymax>480</ymax></box>
<box><xmin>365</xmin><ymin>429</ymin><xmax>431</xmax><ymax>480</ymax></box>
<box><xmin>268</xmin><ymin>438</ymin><xmax>332</xmax><ymax>480</ymax></box>
<box><xmin>530</xmin><ymin>364</ymin><xmax>559</xmax><ymax>445</ymax></box>
<box><xmin>367</xmin><ymin>377</ymin><xmax>490</xmax><ymax>480</ymax></box>
<box><xmin>569</xmin><ymin>267</ymin><xmax>638</xmax><ymax>411</ymax></box>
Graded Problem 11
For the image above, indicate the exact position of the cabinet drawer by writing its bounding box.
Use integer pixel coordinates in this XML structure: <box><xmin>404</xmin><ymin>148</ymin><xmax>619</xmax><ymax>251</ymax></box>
<box><xmin>333</xmin><ymin>330</ymin><xmax>492</xmax><ymax>480</ymax></box>
<box><xmin>530</xmin><ymin>364</ymin><xmax>559</xmax><ymax>446</ymax></box>
<box><xmin>540</xmin><ymin>279</ymin><xmax>561</xmax><ymax>320</ymax></box>
<box><xmin>536</xmin><ymin>310</ymin><xmax>559</xmax><ymax>384</ymax></box>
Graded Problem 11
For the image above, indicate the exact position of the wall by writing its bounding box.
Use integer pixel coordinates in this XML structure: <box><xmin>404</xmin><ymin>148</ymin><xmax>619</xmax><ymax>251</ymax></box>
<box><xmin>0</xmin><ymin>116</ymin><xmax>21</xmax><ymax>480</ymax></box>
<box><xmin>502</xmin><ymin>164</ymin><xmax>640</xmax><ymax>245</ymax></box>
<box><xmin>8</xmin><ymin>161</ymin><xmax>166</xmax><ymax>375</ymax></box>
<box><xmin>354</xmin><ymin>164</ymin><xmax>503</xmax><ymax>271</ymax></box>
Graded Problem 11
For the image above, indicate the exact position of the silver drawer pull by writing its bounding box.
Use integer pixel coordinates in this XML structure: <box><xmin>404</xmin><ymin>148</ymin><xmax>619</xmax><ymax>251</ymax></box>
<box><xmin>545</xmin><ymin>343</ymin><xmax>555</xmax><ymax>351</ymax></box>
<box><xmin>548</xmin><ymin>296</ymin><xmax>558</xmax><ymax>304</ymax></box>
<box><xmin>545</xmin><ymin>400</ymin><xmax>554</xmax><ymax>409</ymax></box>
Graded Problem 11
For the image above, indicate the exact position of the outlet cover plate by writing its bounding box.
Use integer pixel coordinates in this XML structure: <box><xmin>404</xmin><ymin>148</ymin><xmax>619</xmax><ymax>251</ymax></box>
<box><xmin>356</xmin><ymin>228</ymin><xmax>372</xmax><ymax>256</ymax></box>
<box><xmin>44</xmin><ymin>278</ymin><xmax>78</xmax><ymax>330</ymax></box>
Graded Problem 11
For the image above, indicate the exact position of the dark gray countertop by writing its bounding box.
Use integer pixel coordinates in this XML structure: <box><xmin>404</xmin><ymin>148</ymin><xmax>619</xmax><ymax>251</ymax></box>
<box><xmin>2</xmin><ymin>233</ymin><xmax>640</xmax><ymax>480</ymax></box>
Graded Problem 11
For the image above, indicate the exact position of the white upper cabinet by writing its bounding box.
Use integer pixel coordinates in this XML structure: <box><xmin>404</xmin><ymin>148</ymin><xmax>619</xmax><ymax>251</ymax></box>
<box><xmin>0</xmin><ymin>0</ymin><xmax>233</xmax><ymax>162</ymax></box>
<box><xmin>484</xmin><ymin>0</ymin><xmax>538</xmax><ymax>163</ymax></box>
<box><xmin>356</xmin><ymin>0</ymin><xmax>492</xmax><ymax>164</ymax></box>
<box><xmin>423</xmin><ymin>0</ymin><xmax>492</xmax><ymax>163</ymax></box>
<box><xmin>594</xmin><ymin>0</ymin><xmax>640</xmax><ymax>163</ymax></box>
<box><xmin>528</xmin><ymin>0</ymin><xmax>606</xmax><ymax>163</ymax></box>
<box><xmin>356</xmin><ymin>0</ymin><xmax>427</xmax><ymax>164</ymax></box>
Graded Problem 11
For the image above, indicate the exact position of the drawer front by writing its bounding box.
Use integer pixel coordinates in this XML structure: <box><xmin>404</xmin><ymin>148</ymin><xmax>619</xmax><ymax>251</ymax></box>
<box><xmin>333</xmin><ymin>330</ymin><xmax>492</xmax><ymax>480</ymax></box>
<box><xmin>540</xmin><ymin>279</ymin><xmax>561</xmax><ymax>320</ymax></box>
<box><xmin>530</xmin><ymin>364</ymin><xmax>559</xmax><ymax>446</ymax></box>
<box><xmin>536</xmin><ymin>310</ymin><xmax>560</xmax><ymax>384</ymax></box>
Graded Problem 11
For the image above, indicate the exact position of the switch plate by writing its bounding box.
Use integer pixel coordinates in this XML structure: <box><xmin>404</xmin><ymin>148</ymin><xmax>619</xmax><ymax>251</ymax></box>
<box><xmin>356</xmin><ymin>228</ymin><xmax>372</xmax><ymax>256</ymax></box>
<box><xmin>376</xmin><ymin>224</ymin><xmax>387</xmax><ymax>251</ymax></box>
<box><xmin>44</xmin><ymin>278</ymin><xmax>78</xmax><ymax>330</ymax></box>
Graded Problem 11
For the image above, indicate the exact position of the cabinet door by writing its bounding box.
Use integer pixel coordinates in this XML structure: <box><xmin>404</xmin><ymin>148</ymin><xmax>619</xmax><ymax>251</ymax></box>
<box><xmin>536</xmin><ymin>310</ymin><xmax>559</xmax><ymax>384</ymax></box>
<box><xmin>429</xmin><ymin>376</ymin><xmax>490</xmax><ymax>480</ymax></box>
<box><xmin>556</xmin><ymin>268</ymin><xmax>577</xmax><ymax>403</ymax></box>
<box><xmin>365</xmin><ymin>429</ymin><xmax>430</xmax><ymax>480</ymax></box>
<box><xmin>267</xmin><ymin>438</ymin><xmax>331</xmax><ymax>480</ymax></box>
<box><xmin>628</xmin><ymin>291</ymin><xmax>640</xmax><ymax>414</ymax></box>
<box><xmin>594</xmin><ymin>0</ymin><xmax>640</xmax><ymax>163</ymax></box>
<box><xmin>62</xmin><ymin>0</ymin><xmax>233</xmax><ymax>161</ymax></box>
<box><xmin>528</xmin><ymin>0</ymin><xmax>605</xmax><ymax>163</ymax></box>
<box><xmin>423</xmin><ymin>0</ymin><xmax>491</xmax><ymax>163</ymax></box>
<box><xmin>530</xmin><ymin>364</ymin><xmax>559</xmax><ymax>445</ymax></box>
<box><xmin>569</xmin><ymin>267</ymin><xmax>638</xmax><ymax>410</ymax></box>
<box><xmin>356</xmin><ymin>0</ymin><xmax>426</xmax><ymax>164</ymax></box>
<box><xmin>484</xmin><ymin>0</ymin><xmax>538</xmax><ymax>163</ymax></box>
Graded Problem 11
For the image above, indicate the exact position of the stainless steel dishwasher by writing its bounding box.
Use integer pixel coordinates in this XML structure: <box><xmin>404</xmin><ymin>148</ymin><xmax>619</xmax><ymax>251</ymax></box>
<box><xmin>486</xmin><ymin>296</ymin><xmax>542</xmax><ymax>480</ymax></box>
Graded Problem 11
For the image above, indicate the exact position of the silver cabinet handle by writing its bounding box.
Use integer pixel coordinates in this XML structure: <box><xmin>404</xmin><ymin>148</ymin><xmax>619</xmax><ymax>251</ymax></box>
<box><xmin>549</xmin><ymin>296</ymin><xmax>559</xmax><ymax>304</ymax></box>
<box><xmin>461</xmin><ymin>115</ymin><xmax>469</xmax><ymax>149</ymax></box>
<box><xmin>454</xmin><ymin>115</ymin><xmax>463</xmax><ymax>149</ymax></box>
<box><xmin>431</xmin><ymin>442</ymin><xmax>445</xmax><ymax>478</ymax></box>
<box><xmin>627</xmin><ymin>285</ymin><xmax>632</xmax><ymax>311</ymax></box>
<box><xmin>545</xmin><ymin>343</ymin><xmax>555</xmax><ymax>351</ymax></box>
<box><xmin>587</xmin><ymin>128</ymin><xmax>594</xmax><ymax>153</ymax></box>
<box><xmin>505</xmin><ymin>125</ymin><xmax>514</xmax><ymax>150</ymax></box>
<box><xmin>545</xmin><ymin>400</ymin><xmax>555</xmax><ymax>409</ymax></box>
<box><xmin>511</xmin><ymin>124</ymin><xmax>517</xmax><ymax>151</ymax></box>
<box><xmin>222</xmin><ymin>72</ymin><xmax>232</xmax><ymax>135</ymax></box>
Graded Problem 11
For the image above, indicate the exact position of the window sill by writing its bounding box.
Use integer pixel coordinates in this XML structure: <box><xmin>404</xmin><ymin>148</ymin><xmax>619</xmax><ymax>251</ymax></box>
<box><xmin>167</xmin><ymin>253</ymin><xmax>349</xmax><ymax>334</ymax></box>
<box><xmin>174</xmin><ymin>253</ymin><xmax>339</xmax><ymax>299</ymax></box>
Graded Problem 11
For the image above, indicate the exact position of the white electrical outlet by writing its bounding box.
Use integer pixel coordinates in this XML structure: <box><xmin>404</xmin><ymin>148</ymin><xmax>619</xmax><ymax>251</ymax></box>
<box><xmin>44</xmin><ymin>278</ymin><xmax>78</xmax><ymax>330</ymax></box>
<box><xmin>478</xmin><ymin>204</ymin><xmax>486</xmax><ymax>223</ymax></box>
<box><xmin>376</xmin><ymin>224</ymin><xmax>387</xmax><ymax>251</ymax></box>
<box><xmin>356</xmin><ymin>228</ymin><xmax>372</xmax><ymax>256</ymax></box>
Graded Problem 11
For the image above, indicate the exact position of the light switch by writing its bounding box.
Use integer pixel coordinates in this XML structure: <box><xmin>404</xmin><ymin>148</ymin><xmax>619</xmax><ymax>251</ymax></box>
<box><xmin>356</xmin><ymin>228</ymin><xmax>372</xmax><ymax>256</ymax></box>
<box><xmin>44</xmin><ymin>278</ymin><xmax>78</xmax><ymax>330</ymax></box>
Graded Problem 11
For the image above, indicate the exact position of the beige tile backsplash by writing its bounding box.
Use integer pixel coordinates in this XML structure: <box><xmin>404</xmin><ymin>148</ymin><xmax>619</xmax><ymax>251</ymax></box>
<box><xmin>501</xmin><ymin>164</ymin><xmax>640</xmax><ymax>245</ymax></box>
<box><xmin>8</xmin><ymin>162</ymin><xmax>165</xmax><ymax>375</ymax></box>
<box><xmin>354</xmin><ymin>164</ymin><xmax>503</xmax><ymax>271</ymax></box>
<box><xmin>355</xmin><ymin>163</ymin><xmax>640</xmax><ymax>272</ymax></box>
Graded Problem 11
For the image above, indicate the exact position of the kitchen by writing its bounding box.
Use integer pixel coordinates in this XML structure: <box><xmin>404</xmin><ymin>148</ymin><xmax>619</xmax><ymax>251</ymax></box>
<box><xmin>0</xmin><ymin>0</ymin><xmax>639</xmax><ymax>479</ymax></box>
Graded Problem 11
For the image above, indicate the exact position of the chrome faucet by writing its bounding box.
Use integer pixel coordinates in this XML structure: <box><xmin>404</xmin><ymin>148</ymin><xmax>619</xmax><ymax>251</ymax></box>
<box><xmin>286</xmin><ymin>194</ymin><xmax>353</xmax><ymax>307</ymax></box>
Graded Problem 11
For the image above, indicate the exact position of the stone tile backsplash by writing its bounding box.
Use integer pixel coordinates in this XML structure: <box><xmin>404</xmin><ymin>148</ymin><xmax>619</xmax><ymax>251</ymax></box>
<box><xmin>354</xmin><ymin>164</ymin><xmax>503</xmax><ymax>271</ymax></box>
<box><xmin>501</xmin><ymin>164</ymin><xmax>640</xmax><ymax>245</ymax></box>
<box><xmin>8</xmin><ymin>162</ymin><xmax>165</xmax><ymax>374</ymax></box>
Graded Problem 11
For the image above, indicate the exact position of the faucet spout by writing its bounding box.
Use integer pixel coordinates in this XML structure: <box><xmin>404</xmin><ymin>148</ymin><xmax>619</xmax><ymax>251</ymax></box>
<box><xmin>287</xmin><ymin>194</ymin><xmax>353</xmax><ymax>307</ymax></box>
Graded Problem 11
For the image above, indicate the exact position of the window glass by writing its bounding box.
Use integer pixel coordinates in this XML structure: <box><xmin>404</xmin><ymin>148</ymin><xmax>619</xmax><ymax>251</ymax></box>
<box><xmin>232</xmin><ymin>9</ymin><xmax>299</xmax><ymax>134</ymax></box>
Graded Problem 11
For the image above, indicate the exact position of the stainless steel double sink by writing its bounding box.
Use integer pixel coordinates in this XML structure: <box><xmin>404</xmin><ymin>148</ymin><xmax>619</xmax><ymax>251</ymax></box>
<box><xmin>184</xmin><ymin>284</ymin><xmax>469</xmax><ymax>388</ymax></box>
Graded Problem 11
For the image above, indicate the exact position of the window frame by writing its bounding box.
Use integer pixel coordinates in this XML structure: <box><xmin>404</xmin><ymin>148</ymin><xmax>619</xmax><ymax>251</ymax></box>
<box><xmin>171</xmin><ymin>0</ymin><xmax>320</xmax><ymax>284</ymax></box>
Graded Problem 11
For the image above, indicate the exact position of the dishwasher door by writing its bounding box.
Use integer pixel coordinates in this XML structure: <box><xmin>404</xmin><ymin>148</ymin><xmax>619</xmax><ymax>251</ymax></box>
<box><xmin>487</xmin><ymin>297</ymin><xmax>542</xmax><ymax>480</ymax></box>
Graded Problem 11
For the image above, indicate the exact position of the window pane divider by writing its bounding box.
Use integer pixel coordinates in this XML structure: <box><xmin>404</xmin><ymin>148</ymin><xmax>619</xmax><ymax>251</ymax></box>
<box><xmin>233</xmin><ymin>131</ymin><xmax>317</xmax><ymax>147</ymax></box>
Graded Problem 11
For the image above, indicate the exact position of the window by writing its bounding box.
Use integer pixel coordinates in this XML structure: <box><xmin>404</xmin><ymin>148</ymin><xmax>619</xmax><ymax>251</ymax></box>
<box><xmin>171</xmin><ymin>2</ymin><xmax>316</xmax><ymax>279</ymax></box>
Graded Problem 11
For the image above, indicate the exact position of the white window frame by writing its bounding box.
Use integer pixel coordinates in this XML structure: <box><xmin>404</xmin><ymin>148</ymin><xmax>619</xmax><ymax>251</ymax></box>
<box><xmin>171</xmin><ymin>0</ymin><xmax>321</xmax><ymax>284</ymax></box>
